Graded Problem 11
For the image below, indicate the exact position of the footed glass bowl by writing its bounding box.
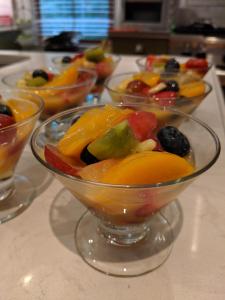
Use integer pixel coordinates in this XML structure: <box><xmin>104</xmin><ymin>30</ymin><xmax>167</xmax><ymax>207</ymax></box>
<box><xmin>31</xmin><ymin>104</ymin><xmax>220</xmax><ymax>276</ymax></box>
<box><xmin>52</xmin><ymin>54</ymin><xmax>121</xmax><ymax>100</ymax></box>
<box><xmin>2</xmin><ymin>68</ymin><xmax>97</xmax><ymax>120</ymax></box>
<box><xmin>136</xmin><ymin>56</ymin><xmax>211</xmax><ymax>77</ymax></box>
<box><xmin>0</xmin><ymin>89</ymin><xmax>43</xmax><ymax>223</ymax></box>
<box><xmin>105</xmin><ymin>72</ymin><xmax>212</xmax><ymax>119</ymax></box>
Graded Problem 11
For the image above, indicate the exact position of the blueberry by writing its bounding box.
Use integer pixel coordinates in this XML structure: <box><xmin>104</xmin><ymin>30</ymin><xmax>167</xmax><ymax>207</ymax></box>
<box><xmin>166</xmin><ymin>80</ymin><xmax>179</xmax><ymax>92</ymax></box>
<box><xmin>62</xmin><ymin>56</ymin><xmax>72</xmax><ymax>64</ymax></box>
<box><xmin>157</xmin><ymin>126</ymin><xmax>190</xmax><ymax>157</ymax></box>
<box><xmin>0</xmin><ymin>104</ymin><xmax>13</xmax><ymax>116</ymax></box>
<box><xmin>165</xmin><ymin>59</ymin><xmax>180</xmax><ymax>73</ymax></box>
<box><xmin>32</xmin><ymin>69</ymin><xmax>49</xmax><ymax>81</ymax></box>
<box><xmin>80</xmin><ymin>145</ymin><xmax>99</xmax><ymax>165</ymax></box>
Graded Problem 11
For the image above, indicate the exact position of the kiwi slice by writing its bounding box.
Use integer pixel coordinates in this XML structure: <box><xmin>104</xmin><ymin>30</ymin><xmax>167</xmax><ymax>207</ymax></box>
<box><xmin>26</xmin><ymin>76</ymin><xmax>47</xmax><ymax>87</ymax></box>
<box><xmin>84</xmin><ymin>47</ymin><xmax>105</xmax><ymax>63</ymax></box>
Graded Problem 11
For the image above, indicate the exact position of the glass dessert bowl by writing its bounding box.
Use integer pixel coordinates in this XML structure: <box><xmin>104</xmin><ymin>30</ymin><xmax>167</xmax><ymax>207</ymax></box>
<box><xmin>105</xmin><ymin>71</ymin><xmax>212</xmax><ymax>119</ymax></box>
<box><xmin>2</xmin><ymin>66</ymin><xmax>97</xmax><ymax>120</ymax></box>
<box><xmin>0</xmin><ymin>89</ymin><xmax>43</xmax><ymax>223</ymax></box>
<box><xmin>52</xmin><ymin>47</ymin><xmax>121</xmax><ymax>101</ymax></box>
<box><xmin>136</xmin><ymin>55</ymin><xmax>211</xmax><ymax>77</ymax></box>
<box><xmin>31</xmin><ymin>103</ymin><xmax>220</xmax><ymax>277</ymax></box>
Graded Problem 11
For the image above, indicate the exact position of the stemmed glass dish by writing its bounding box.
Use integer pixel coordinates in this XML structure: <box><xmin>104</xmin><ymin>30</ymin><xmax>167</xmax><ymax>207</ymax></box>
<box><xmin>2</xmin><ymin>68</ymin><xmax>97</xmax><ymax>120</ymax></box>
<box><xmin>52</xmin><ymin>54</ymin><xmax>121</xmax><ymax>101</ymax></box>
<box><xmin>105</xmin><ymin>72</ymin><xmax>212</xmax><ymax>117</ymax></box>
<box><xmin>0</xmin><ymin>89</ymin><xmax>43</xmax><ymax>223</ymax></box>
<box><xmin>31</xmin><ymin>104</ymin><xmax>220</xmax><ymax>276</ymax></box>
<box><xmin>136</xmin><ymin>56</ymin><xmax>211</xmax><ymax>77</ymax></box>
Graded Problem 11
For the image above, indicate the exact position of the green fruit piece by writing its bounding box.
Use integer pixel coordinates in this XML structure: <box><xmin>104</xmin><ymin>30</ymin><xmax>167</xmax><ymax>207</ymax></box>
<box><xmin>88</xmin><ymin>120</ymin><xmax>138</xmax><ymax>160</ymax></box>
<box><xmin>84</xmin><ymin>47</ymin><xmax>105</xmax><ymax>63</ymax></box>
<box><xmin>26</xmin><ymin>76</ymin><xmax>47</xmax><ymax>87</ymax></box>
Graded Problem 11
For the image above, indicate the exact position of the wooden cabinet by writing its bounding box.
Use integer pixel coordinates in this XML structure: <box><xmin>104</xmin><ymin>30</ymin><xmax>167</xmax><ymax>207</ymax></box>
<box><xmin>109</xmin><ymin>30</ymin><xmax>170</xmax><ymax>55</ymax></box>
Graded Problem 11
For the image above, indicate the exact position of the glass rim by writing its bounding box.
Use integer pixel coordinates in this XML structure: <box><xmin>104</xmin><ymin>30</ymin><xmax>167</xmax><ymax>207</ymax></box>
<box><xmin>104</xmin><ymin>71</ymin><xmax>212</xmax><ymax>101</ymax></box>
<box><xmin>135</xmin><ymin>56</ymin><xmax>212</xmax><ymax>71</ymax></box>
<box><xmin>52</xmin><ymin>53</ymin><xmax>122</xmax><ymax>65</ymax></box>
<box><xmin>31</xmin><ymin>103</ymin><xmax>221</xmax><ymax>190</ymax></box>
<box><xmin>2</xmin><ymin>68</ymin><xmax>97</xmax><ymax>91</ymax></box>
<box><xmin>0</xmin><ymin>89</ymin><xmax>44</xmax><ymax>132</ymax></box>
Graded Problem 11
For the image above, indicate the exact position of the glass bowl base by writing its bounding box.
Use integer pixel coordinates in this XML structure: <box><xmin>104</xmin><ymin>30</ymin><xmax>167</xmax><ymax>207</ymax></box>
<box><xmin>0</xmin><ymin>174</ymin><xmax>35</xmax><ymax>224</ymax></box>
<box><xmin>75</xmin><ymin>210</ymin><xmax>174</xmax><ymax>277</ymax></box>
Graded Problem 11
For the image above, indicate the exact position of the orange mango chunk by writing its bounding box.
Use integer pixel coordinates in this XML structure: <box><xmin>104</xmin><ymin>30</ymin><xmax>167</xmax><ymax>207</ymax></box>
<box><xmin>180</xmin><ymin>81</ymin><xmax>205</xmax><ymax>98</ymax></box>
<box><xmin>44</xmin><ymin>60</ymin><xmax>81</xmax><ymax>88</ymax></box>
<box><xmin>78</xmin><ymin>159</ymin><xmax>120</xmax><ymax>182</ymax></box>
<box><xmin>133</xmin><ymin>72</ymin><xmax>160</xmax><ymax>87</ymax></box>
<box><xmin>7</xmin><ymin>98</ymin><xmax>38</xmax><ymax>122</ymax></box>
<box><xmin>101</xmin><ymin>151</ymin><xmax>194</xmax><ymax>185</ymax></box>
<box><xmin>58</xmin><ymin>105</ymin><xmax>133</xmax><ymax>158</ymax></box>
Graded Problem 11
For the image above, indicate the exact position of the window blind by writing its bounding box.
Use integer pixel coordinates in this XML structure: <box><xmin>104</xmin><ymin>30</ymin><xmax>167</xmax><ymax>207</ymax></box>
<box><xmin>35</xmin><ymin>0</ymin><xmax>114</xmax><ymax>40</ymax></box>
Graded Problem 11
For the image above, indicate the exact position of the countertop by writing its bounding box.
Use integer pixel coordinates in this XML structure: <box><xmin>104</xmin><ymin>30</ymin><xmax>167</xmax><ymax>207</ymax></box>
<box><xmin>0</xmin><ymin>51</ymin><xmax>225</xmax><ymax>300</ymax></box>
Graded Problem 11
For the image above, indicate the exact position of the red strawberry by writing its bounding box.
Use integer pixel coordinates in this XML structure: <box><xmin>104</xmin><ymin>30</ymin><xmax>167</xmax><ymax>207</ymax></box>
<box><xmin>0</xmin><ymin>114</ymin><xmax>16</xmax><ymax>144</ymax></box>
<box><xmin>185</xmin><ymin>58</ymin><xmax>208</xmax><ymax>71</ymax></box>
<box><xmin>96</xmin><ymin>61</ymin><xmax>113</xmax><ymax>79</ymax></box>
<box><xmin>44</xmin><ymin>144</ymin><xmax>84</xmax><ymax>176</ymax></box>
<box><xmin>128</xmin><ymin>111</ymin><xmax>157</xmax><ymax>142</ymax></box>
<box><xmin>153</xmin><ymin>91</ymin><xmax>177</xmax><ymax>106</ymax></box>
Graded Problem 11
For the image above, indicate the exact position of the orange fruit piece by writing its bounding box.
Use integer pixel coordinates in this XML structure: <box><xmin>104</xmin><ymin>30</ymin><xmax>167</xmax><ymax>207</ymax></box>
<box><xmin>78</xmin><ymin>159</ymin><xmax>120</xmax><ymax>182</ymax></box>
<box><xmin>7</xmin><ymin>98</ymin><xmax>38</xmax><ymax>122</ymax></box>
<box><xmin>58</xmin><ymin>105</ymin><xmax>133</xmax><ymax>158</ymax></box>
<box><xmin>180</xmin><ymin>81</ymin><xmax>205</xmax><ymax>98</ymax></box>
<box><xmin>44</xmin><ymin>60</ymin><xmax>81</xmax><ymax>88</ymax></box>
<box><xmin>133</xmin><ymin>72</ymin><xmax>160</xmax><ymax>87</ymax></box>
<box><xmin>101</xmin><ymin>151</ymin><xmax>194</xmax><ymax>185</ymax></box>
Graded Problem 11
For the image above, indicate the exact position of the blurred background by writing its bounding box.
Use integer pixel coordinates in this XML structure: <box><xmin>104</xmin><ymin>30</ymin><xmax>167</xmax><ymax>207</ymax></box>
<box><xmin>0</xmin><ymin>0</ymin><xmax>224</xmax><ymax>89</ymax></box>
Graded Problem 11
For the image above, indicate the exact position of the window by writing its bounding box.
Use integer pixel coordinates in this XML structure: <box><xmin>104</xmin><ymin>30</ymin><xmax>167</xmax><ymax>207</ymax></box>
<box><xmin>35</xmin><ymin>0</ymin><xmax>114</xmax><ymax>40</ymax></box>
<box><xmin>0</xmin><ymin>0</ymin><xmax>13</xmax><ymax>26</ymax></box>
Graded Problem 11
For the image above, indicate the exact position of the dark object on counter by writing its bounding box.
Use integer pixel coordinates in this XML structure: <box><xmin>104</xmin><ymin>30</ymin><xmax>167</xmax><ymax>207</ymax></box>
<box><xmin>44</xmin><ymin>32</ymin><xmax>80</xmax><ymax>52</ymax></box>
<box><xmin>174</xmin><ymin>22</ymin><xmax>225</xmax><ymax>37</ymax></box>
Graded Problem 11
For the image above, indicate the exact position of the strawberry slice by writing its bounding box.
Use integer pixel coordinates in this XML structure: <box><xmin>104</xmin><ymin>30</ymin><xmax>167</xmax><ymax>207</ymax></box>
<box><xmin>127</xmin><ymin>111</ymin><xmax>157</xmax><ymax>142</ymax></box>
<box><xmin>96</xmin><ymin>60</ymin><xmax>113</xmax><ymax>79</ymax></box>
<box><xmin>185</xmin><ymin>58</ymin><xmax>208</xmax><ymax>71</ymax></box>
<box><xmin>47</xmin><ymin>72</ymin><xmax>54</xmax><ymax>81</ymax></box>
<box><xmin>0</xmin><ymin>114</ymin><xmax>15</xmax><ymax>129</ymax></box>
<box><xmin>146</xmin><ymin>55</ymin><xmax>156</xmax><ymax>70</ymax></box>
<box><xmin>0</xmin><ymin>114</ymin><xmax>16</xmax><ymax>144</ymax></box>
<box><xmin>153</xmin><ymin>91</ymin><xmax>177</xmax><ymax>106</ymax></box>
<box><xmin>44</xmin><ymin>144</ymin><xmax>84</xmax><ymax>176</ymax></box>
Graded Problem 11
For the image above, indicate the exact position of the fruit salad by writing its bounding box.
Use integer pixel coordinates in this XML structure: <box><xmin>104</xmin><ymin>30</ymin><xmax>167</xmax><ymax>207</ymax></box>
<box><xmin>105</xmin><ymin>71</ymin><xmax>211</xmax><ymax>119</ymax></box>
<box><xmin>44</xmin><ymin>104</ymin><xmax>195</xmax><ymax>224</ymax></box>
<box><xmin>52</xmin><ymin>46</ymin><xmax>120</xmax><ymax>95</ymax></box>
<box><xmin>136</xmin><ymin>55</ymin><xmax>210</xmax><ymax>77</ymax></box>
<box><xmin>0</xmin><ymin>94</ymin><xmax>42</xmax><ymax>180</ymax></box>
<box><xmin>3</xmin><ymin>64</ymin><xmax>96</xmax><ymax>120</ymax></box>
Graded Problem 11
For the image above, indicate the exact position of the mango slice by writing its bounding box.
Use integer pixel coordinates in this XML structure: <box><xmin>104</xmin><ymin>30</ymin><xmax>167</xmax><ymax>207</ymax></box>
<box><xmin>101</xmin><ymin>151</ymin><xmax>194</xmax><ymax>185</ymax></box>
<box><xmin>78</xmin><ymin>159</ymin><xmax>120</xmax><ymax>182</ymax></box>
<box><xmin>180</xmin><ymin>81</ymin><xmax>205</xmax><ymax>98</ymax></box>
<box><xmin>133</xmin><ymin>72</ymin><xmax>160</xmax><ymax>87</ymax></box>
<box><xmin>7</xmin><ymin>98</ymin><xmax>38</xmax><ymax>122</ymax></box>
<box><xmin>44</xmin><ymin>60</ymin><xmax>81</xmax><ymax>88</ymax></box>
<box><xmin>58</xmin><ymin>105</ymin><xmax>133</xmax><ymax>158</ymax></box>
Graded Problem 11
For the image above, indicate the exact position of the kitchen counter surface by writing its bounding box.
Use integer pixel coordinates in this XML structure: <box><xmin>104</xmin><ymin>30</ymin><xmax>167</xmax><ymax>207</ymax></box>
<box><xmin>0</xmin><ymin>51</ymin><xmax>225</xmax><ymax>300</ymax></box>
